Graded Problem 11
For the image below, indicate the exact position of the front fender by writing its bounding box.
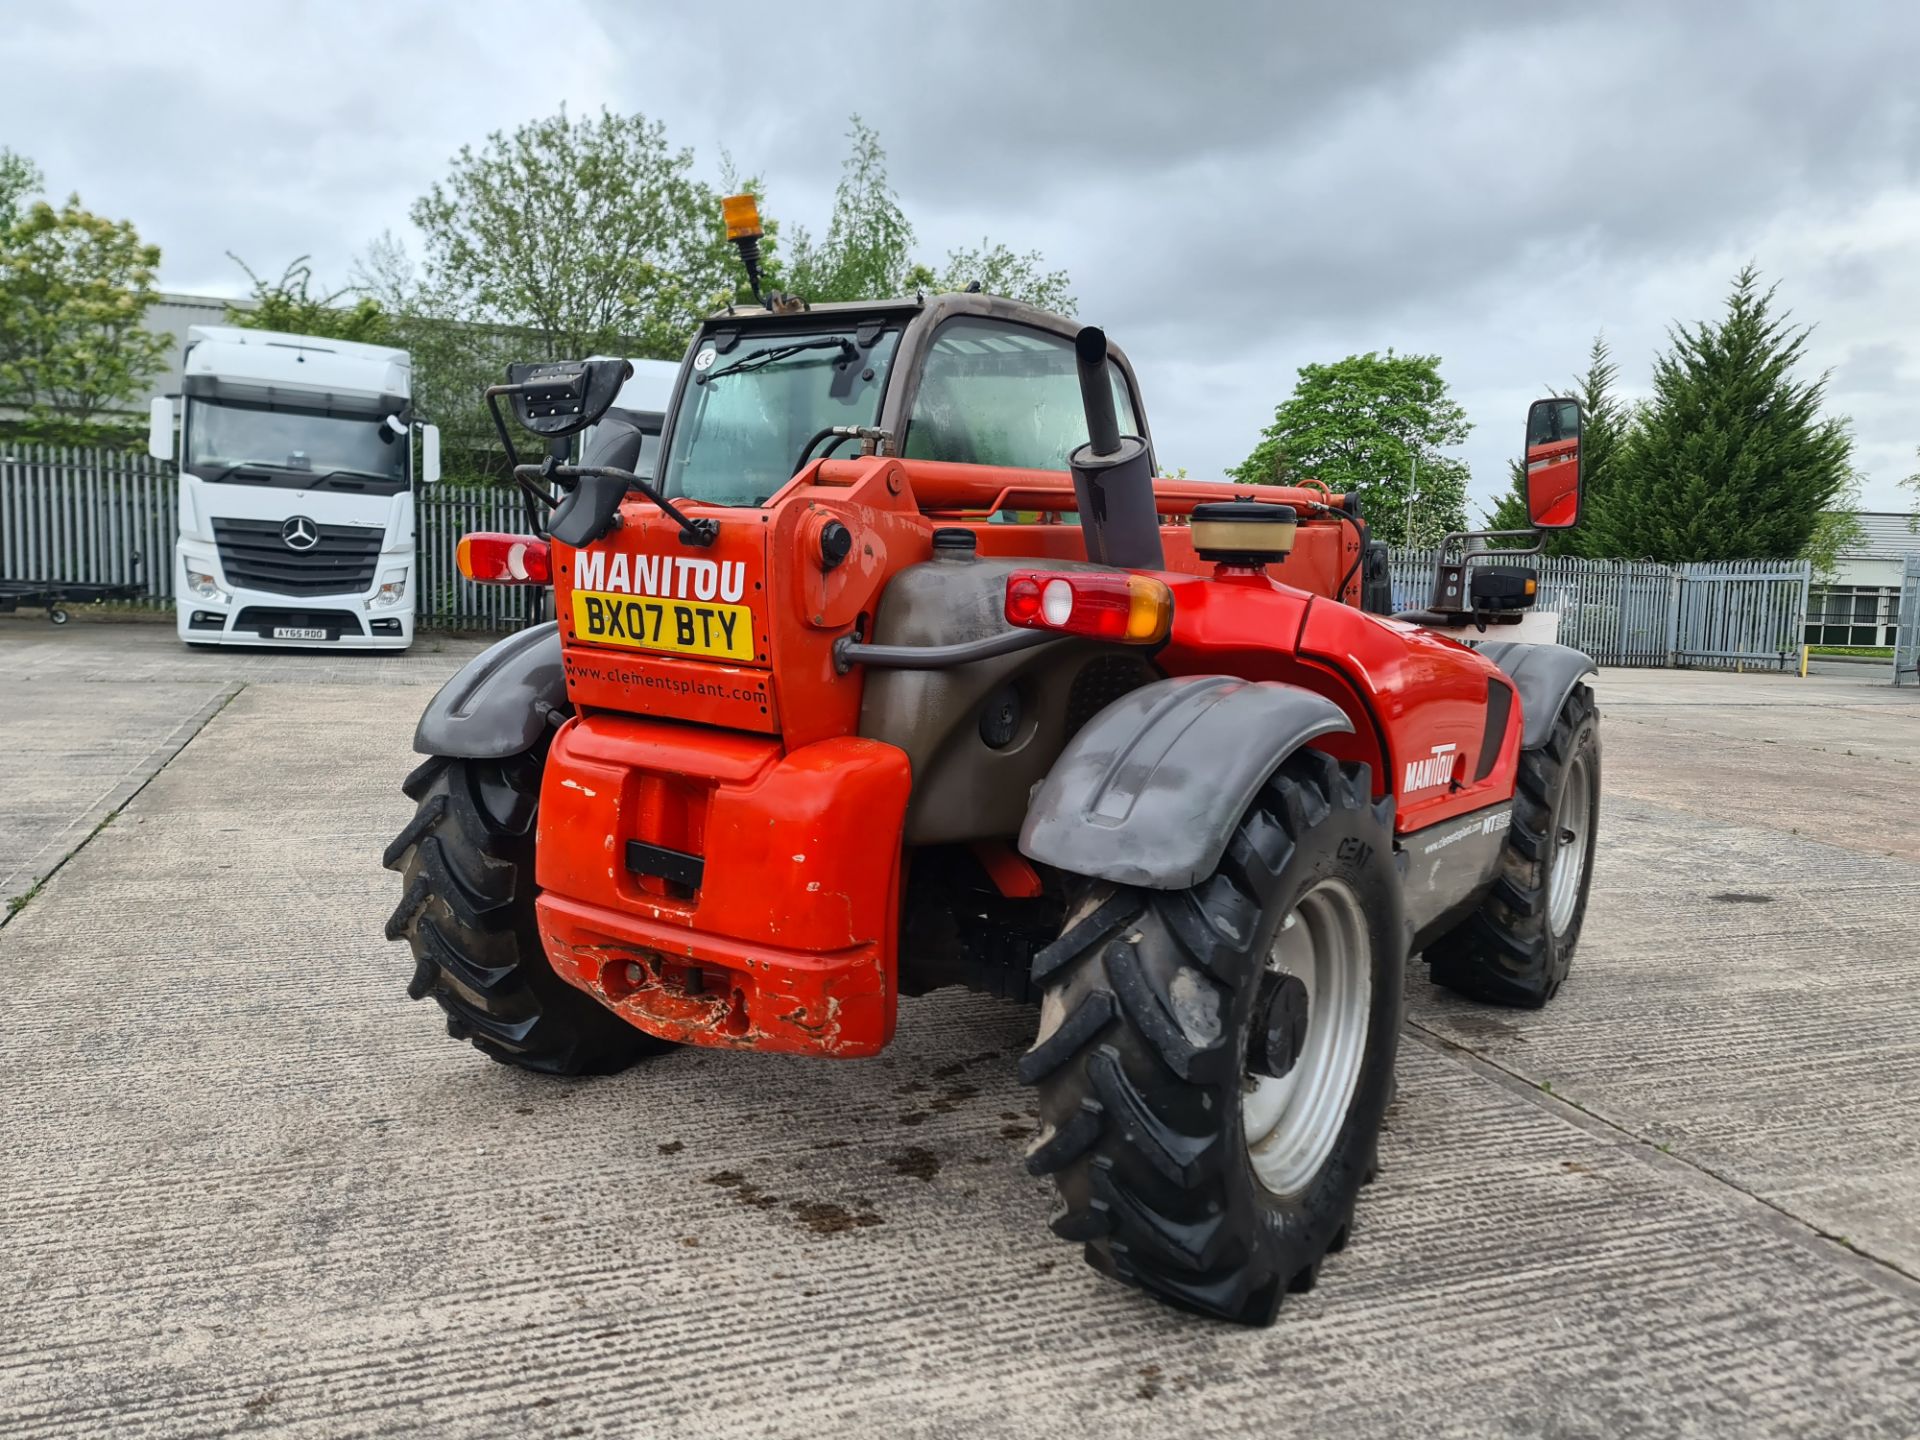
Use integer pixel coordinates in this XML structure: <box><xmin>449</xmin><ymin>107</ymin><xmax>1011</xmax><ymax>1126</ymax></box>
<box><xmin>1471</xmin><ymin>640</ymin><xmax>1597</xmax><ymax>748</ymax></box>
<box><xmin>1019</xmin><ymin>675</ymin><xmax>1353</xmax><ymax>890</ymax></box>
<box><xmin>414</xmin><ymin>621</ymin><xmax>568</xmax><ymax>759</ymax></box>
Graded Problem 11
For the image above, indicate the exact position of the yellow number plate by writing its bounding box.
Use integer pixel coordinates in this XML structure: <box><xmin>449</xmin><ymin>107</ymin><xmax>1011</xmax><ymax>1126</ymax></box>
<box><xmin>571</xmin><ymin>589</ymin><xmax>755</xmax><ymax>661</ymax></box>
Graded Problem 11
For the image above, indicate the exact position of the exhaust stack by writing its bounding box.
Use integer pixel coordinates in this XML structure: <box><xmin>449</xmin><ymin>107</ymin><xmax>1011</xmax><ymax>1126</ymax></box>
<box><xmin>1069</xmin><ymin>327</ymin><xmax>1164</xmax><ymax>570</ymax></box>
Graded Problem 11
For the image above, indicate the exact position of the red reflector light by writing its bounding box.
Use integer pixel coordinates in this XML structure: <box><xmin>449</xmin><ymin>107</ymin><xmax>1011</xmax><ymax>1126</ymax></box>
<box><xmin>1003</xmin><ymin>570</ymin><xmax>1172</xmax><ymax>644</ymax></box>
<box><xmin>457</xmin><ymin>532</ymin><xmax>552</xmax><ymax>585</ymax></box>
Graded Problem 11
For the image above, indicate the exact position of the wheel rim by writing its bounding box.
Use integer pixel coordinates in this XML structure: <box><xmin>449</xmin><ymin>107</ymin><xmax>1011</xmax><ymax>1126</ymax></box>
<box><xmin>1242</xmin><ymin>878</ymin><xmax>1372</xmax><ymax>1198</ymax></box>
<box><xmin>1548</xmin><ymin>752</ymin><xmax>1592</xmax><ymax>936</ymax></box>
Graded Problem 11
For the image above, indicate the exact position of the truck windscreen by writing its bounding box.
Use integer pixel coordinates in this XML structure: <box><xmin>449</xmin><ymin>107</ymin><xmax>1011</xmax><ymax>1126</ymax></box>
<box><xmin>659</xmin><ymin>327</ymin><xmax>900</xmax><ymax>507</ymax></box>
<box><xmin>186</xmin><ymin>397</ymin><xmax>407</xmax><ymax>492</ymax></box>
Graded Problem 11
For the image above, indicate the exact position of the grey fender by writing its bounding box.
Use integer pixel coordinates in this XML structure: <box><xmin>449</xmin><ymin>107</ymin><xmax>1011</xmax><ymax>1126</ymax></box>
<box><xmin>413</xmin><ymin>621</ymin><xmax>568</xmax><ymax>759</ymax></box>
<box><xmin>1472</xmin><ymin>641</ymin><xmax>1598</xmax><ymax>749</ymax></box>
<box><xmin>1019</xmin><ymin>675</ymin><xmax>1354</xmax><ymax>891</ymax></box>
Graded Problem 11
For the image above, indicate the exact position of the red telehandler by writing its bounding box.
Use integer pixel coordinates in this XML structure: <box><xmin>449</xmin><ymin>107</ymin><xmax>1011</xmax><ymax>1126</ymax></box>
<box><xmin>386</xmin><ymin>198</ymin><xmax>1599</xmax><ymax>1324</ymax></box>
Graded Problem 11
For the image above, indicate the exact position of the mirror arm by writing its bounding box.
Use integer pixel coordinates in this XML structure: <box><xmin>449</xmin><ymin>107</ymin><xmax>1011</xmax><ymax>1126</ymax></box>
<box><xmin>484</xmin><ymin>384</ymin><xmax>526</xmax><ymax>471</ymax></box>
<box><xmin>1437</xmin><ymin>527</ymin><xmax>1546</xmax><ymax>561</ymax></box>
<box><xmin>514</xmin><ymin>463</ymin><xmax>718</xmax><ymax>548</ymax></box>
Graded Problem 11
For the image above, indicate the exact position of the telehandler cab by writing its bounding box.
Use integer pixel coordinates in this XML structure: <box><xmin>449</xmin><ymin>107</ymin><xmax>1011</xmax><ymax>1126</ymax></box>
<box><xmin>387</xmin><ymin>196</ymin><xmax>1600</xmax><ymax>1324</ymax></box>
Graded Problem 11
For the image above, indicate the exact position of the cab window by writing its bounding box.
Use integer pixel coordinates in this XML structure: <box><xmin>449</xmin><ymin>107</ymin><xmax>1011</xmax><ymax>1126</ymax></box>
<box><xmin>902</xmin><ymin>318</ymin><xmax>1141</xmax><ymax>471</ymax></box>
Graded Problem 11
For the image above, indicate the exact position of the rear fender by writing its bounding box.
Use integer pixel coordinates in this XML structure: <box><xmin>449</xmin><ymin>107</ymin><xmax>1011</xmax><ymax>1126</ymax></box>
<box><xmin>413</xmin><ymin>621</ymin><xmax>568</xmax><ymax>759</ymax></box>
<box><xmin>1019</xmin><ymin>675</ymin><xmax>1353</xmax><ymax>890</ymax></box>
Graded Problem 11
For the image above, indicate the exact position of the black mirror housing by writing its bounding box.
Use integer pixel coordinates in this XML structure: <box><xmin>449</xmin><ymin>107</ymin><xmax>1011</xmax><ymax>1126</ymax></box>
<box><xmin>506</xmin><ymin>359</ymin><xmax>632</xmax><ymax>439</ymax></box>
<box><xmin>1470</xmin><ymin>566</ymin><xmax>1539</xmax><ymax>612</ymax></box>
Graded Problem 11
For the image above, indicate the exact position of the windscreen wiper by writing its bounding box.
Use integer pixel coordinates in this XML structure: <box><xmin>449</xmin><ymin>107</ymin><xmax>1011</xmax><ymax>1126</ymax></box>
<box><xmin>308</xmin><ymin>469</ymin><xmax>397</xmax><ymax>489</ymax></box>
<box><xmin>697</xmin><ymin>337</ymin><xmax>856</xmax><ymax>385</ymax></box>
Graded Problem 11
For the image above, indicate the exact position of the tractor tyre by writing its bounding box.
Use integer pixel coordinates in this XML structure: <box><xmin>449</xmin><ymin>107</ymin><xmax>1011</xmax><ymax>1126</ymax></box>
<box><xmin>383</xmin><ymin>745</ymin><xmax>670</xmax><ymax>1075</ymax></box>
<box><xmin>1021</xmin><ymin>750</ymin><xmax>1402</xmax><ymax>1326</ymax></box>
<box><xmin>1427</xmin><ymin>683</ymin><xmax>1600</xmax><ymax>1007</ymax></box>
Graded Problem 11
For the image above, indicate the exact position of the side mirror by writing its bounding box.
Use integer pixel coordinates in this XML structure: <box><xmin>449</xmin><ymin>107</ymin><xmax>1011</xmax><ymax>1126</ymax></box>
<box><xmin>1525</xmin><ymin>397</ymin><xmax>1582</xmax><ymax>529</ymax></box>
<box><xmin>420</xmin><ymin>424</ymin><xmax>442</xmax><ymax>485</ymax></box>
<box><xmin>504</xmin><ymin>358</ymin><xmax>632</xmax><ymax>439</ymax></box>
<box><xmin>147</xmin><ymin>398</ymin><xmax>173</xmax><ymax>462</ymax></box>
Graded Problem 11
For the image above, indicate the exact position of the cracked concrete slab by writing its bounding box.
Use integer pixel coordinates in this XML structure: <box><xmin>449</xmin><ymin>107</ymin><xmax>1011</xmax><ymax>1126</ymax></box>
<box><xmin>1</xmin><ymin>642</ymin><xmax>1917</xmax><ymax>1437</ymax></box>
<box><xmin>0</xmin><ymin>677</ymin><xmax>237</xmax><ymax>904</ymax></box>
<box><xmin>1411</xmin><ymin>667</ymin><xmax>1920</xmax><ymax>1283</ymax></box>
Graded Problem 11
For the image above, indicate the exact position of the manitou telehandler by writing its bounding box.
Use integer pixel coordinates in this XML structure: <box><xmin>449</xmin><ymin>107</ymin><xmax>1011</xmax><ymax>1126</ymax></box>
<box><xmin>386</xmin><ymin>196</ymin><xmax>1600</xmax><ymax>1325</ymax></box>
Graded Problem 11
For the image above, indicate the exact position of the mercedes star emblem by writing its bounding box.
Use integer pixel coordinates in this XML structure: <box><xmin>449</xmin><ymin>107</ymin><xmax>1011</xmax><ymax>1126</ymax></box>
<box><xmin>282</xmin><ymin>516</ymin><xmax>319</xmax><ymax>551</ymax></box>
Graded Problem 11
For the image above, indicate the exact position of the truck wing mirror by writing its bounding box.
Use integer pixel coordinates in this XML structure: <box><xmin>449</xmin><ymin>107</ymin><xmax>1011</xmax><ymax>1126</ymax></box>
<box><xmin>420</xmin><ymin>424</ymin><xmax>442</xmax><ymax>485</ymax></box>
<box><xmin>147</xmin><ymin>398</ymin><xmax>174</xmax><ymax>462</ymax></box>
<box><xmin>1525</xmin><ymin>396</ymin><xmax>1582</xmax><ymax>529</ymax></box>
<box><xmin>504</xmin><ymin>358</ymin><xmax>632</xmax><ymax>439</ymax></box>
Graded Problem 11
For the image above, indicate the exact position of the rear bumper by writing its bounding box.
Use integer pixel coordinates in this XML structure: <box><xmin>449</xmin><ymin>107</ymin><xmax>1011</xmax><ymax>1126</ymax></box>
<box><xmin>534</xmin><ymin>714</ymin><xmax>911</xmax><ymax>1057</ymax></box>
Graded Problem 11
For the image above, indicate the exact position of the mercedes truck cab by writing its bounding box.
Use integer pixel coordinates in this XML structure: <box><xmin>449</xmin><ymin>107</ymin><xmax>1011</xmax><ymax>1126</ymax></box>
<box><xmin>148</xmin><ymin>325</ymin><xmax>441</xmax><ymax>649</ymax></box>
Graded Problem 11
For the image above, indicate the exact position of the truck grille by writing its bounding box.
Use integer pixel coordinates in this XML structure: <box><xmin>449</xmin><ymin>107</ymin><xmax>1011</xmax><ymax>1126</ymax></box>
<box><xmin>213</xmin><ymin>518</ymin><xmax>383</xmax><ymax>597</ymax></box>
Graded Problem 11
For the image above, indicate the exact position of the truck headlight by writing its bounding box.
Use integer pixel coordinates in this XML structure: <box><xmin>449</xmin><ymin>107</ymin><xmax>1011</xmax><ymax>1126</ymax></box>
<box><xmin>185</xmin><ymin>567</ymin><xmax>229</xmax><ymax>603</ymax></box>
<box><xmin>367</xmin><ymin>570</ymin><xmax>409</xmax><ymax>610</ymax></box>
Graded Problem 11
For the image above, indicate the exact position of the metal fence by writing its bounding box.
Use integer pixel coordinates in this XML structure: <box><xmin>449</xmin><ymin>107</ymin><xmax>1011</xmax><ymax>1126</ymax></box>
<box><xmin>414</xmin><ymin>486</ymin><xmax>540</xmax><ymax>632</ymax></box>
<box><xmin>1896</xmin><ymin>554</ymin><xmax>1920</xmax><ymax>687</ymax></box>
<box><xmin>1389</xmin><ymin>549</ymin><xmax>1810</xmax><ymax>670</ymax></box>
<box><xmin>0</xmin><ymin>443</ymin><xmax>534</xmax><ymax>630</ymax></box>
<box><xmin>0</xmin><ymin>444</ymin><xmax>1823</xmax><ymax>662</ymax></box>
<box><xmin>1</xmin><ymin>445</ymin><xmax>176</xmax><ymax>598</ymax></box>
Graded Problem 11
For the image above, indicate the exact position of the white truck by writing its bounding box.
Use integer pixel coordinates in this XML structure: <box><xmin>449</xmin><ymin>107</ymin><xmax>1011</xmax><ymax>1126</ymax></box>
<box><xmin>147</xmin><ymin>325</ymin><xmax>440</xmax><ymax>649</ymax></box>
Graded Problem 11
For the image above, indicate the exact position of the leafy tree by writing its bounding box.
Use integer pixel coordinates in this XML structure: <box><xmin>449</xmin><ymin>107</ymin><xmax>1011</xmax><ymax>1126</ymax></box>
<box><xmin>0</xmin><ymin>149</ymin><xmax>37</xmax><ymax>231</ymax></box>
<box><xmin>914</xmin><ymin>240</ymin><xmax>1074</xmax><ymax>314</ymax></box>
<box><xmin>1596</xmin><ymin>267</ymin><xmax>1852</xmax><ymax>562</ymax></box>
<box><xmin>783</xmin><ymin>119</ymin><xmax>915</xmax><ymax>302</ymax></box>
<box><xmin>1231</xmin><ymin>351</ymin><xmax>1470</xmax><ymax>546</ymax></box>
<box><xmin>1902</xmin><ymin>448</ymin><xmax>1919</xmax><ymax>535</ymax></box>
<box><xmin>226</xmin><ymin>254</ymin><xmax>390</xmax><ymax>344</ymax></box>
<box><xmin>1802</xmin><ymin>478</ymin><xmax>1867</xmax><ymax>584</ymax></box>
<box><xmin>409</xmin><ymin>107</ymin><xmax>743</xmax><ymax>364</ymax></box>
<box><xmin>784</xmin><ymin>118</ymin><xmax>1074</xmax><ymax>311</ymax></box>
<box><xmin>355</xmin><ymin>232</ymin><xmax>531</xmax><ymax>482</ymax></box>
<box><xmin>0</xmin><ymin>155</ymin><xmax>168</xmax><ymax>442</ymax></box>
<box><xmin>1487</xmin><ymin>333</ymin><xmax>1635</xmax><ymax>556</ymax></box>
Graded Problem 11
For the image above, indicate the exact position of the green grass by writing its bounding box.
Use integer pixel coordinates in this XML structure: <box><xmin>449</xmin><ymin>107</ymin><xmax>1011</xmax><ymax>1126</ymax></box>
<box><xmin>1808</xmin><ymin>645</ymin><xmax>1895</xmax><ymax>659</ymax></box>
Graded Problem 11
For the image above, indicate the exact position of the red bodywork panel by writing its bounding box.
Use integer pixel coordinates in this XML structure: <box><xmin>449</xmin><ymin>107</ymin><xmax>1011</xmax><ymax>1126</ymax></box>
<box><xmin>535</xmin><ymin>714</ymin><xmax>910</xmax><ymax>1056</ymax></box>
<box><xmin>531</xmin><ymin>454</ymin><xmax>1512</xmax><ymax>1055</ymax></box>
<box><xmin>1152</xmin><ymin>571</ymin><xmax>1520</xmax><ymax>832</ymax></box>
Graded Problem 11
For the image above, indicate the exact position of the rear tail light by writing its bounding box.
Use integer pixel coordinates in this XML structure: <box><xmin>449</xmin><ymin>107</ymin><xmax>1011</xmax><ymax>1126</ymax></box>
<box><xmin>457</xmin><ymin>532</ymin><xmax>551</xmax><ymax>585</ymax></box>
<box><xmin>1004</xmin><ymin>570</ymin><xmax>1172</xmax><ymax>644</ymax></box>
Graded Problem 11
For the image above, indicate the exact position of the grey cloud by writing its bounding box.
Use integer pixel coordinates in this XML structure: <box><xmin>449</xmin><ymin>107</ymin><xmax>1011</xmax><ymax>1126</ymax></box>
<box><xmin>7</xmin><ymin>0</ymin><xmax>1920</xmax><ymax>507</ymax></box>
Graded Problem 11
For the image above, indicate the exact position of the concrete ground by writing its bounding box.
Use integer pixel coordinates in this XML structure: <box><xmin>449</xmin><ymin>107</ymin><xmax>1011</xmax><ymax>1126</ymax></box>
<box><xmin>2</xmin><ymin>619</ymin><xmax>1917</xmax><ymax>1438</ymax></box>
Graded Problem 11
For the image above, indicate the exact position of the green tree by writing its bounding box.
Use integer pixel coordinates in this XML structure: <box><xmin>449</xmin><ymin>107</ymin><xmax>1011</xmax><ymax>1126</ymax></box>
<box><xmin>0</xmin><ymin>155</ymin><xmax>168</xmax><ymax>442</ymax></box>
<box><xmin>1802</xmin><ymin>478</ymin><xmax>1867</xmax><ymax>584</ymax></box>
<box><xmin>784</xmin><ymin>118</ymin><xmax>1074</xmax><ymax>311</ymax></box>
<box><xmin>1487</xmin><ymin>333</ymin><xmax>1635</xmax><ymax>556</ymax></box>
<box><xmin>0</xmin><ymin>149</ymin><xmax>38</xmax><ymax>230</ymax></box>
<box><xmin>355</xmin><ymin>231</ymin><xmax>530</xmax><ymax>482</ymax></box>
<box><xmin>915</xmin><ymin>240</ymin><xmax>1074</xmax><ymax>314</ymax></box>
<box><xmin>1902</xmin><ymin>448</ymin><xmax>1919</xmax><ymax>534</ymax></box>
<box><xmin>783</xmin><ymin>119</ymin><xmax>916</xmax><ymax>302</ymax></box>
<box><xmin>408</xmin><ymin>106</ymin><xmax>743</xmax><ymax>364</ymax></box>
<box><xmin>226</xmin><ymin>254</ymin><xmax>390</xmax><ymax>343</ymax></box>
<box><xmin>1597</xmin><ymin>267</ymin><xmax>1852</xmax><ymax>562</ymax></box>
<box><xmin>1231</xmin><ymin>351</ymin><xmax>1470</xmax><ymax>546</ymax></box>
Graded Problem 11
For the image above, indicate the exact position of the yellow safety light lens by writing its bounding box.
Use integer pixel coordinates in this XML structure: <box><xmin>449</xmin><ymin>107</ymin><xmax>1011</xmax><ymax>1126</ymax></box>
<box><xmin>722</xmin><ymin>193</ymin><xmax>763</xmax><ymax>241</ymax></box>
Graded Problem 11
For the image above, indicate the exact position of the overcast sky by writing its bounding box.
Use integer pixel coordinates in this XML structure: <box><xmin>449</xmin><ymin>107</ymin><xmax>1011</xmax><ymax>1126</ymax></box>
<box><xmin>7</xmin><ymin>0</ymin><xmax>1918</xmax><ymax>513</ymax></box>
